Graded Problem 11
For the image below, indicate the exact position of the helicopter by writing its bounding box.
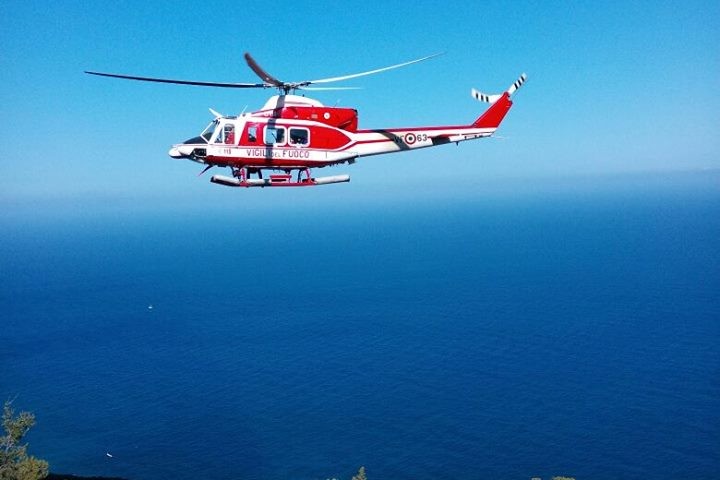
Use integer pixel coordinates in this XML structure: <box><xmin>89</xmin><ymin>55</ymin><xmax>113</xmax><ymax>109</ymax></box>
<box><xmin>86</xmin><ymin>53</ymin><xmax>526</xmax><ymax>188</ymax></box>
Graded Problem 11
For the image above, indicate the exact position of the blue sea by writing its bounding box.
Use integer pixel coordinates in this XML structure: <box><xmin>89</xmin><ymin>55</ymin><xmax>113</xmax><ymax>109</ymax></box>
<box><xmin>2</xmin><ymin>172</ymin><xmax>719</xmax><ymax>480</ymax></box>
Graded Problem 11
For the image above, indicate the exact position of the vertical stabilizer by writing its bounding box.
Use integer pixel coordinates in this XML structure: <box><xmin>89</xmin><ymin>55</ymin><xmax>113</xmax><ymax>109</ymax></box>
<box><xmin>470</xmin><ymin>73</ymin><xmax>527</xmax><ymax>129</ymax></box>
<box><xmin>472</xmin><ymin>93</ymin><xmax>513</xmax><ymax>128</ymax></box>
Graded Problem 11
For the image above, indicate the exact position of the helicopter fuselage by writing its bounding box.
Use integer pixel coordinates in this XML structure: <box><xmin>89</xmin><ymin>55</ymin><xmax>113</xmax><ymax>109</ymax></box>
<box><xmin>169</xmin><ymin>94</ymin><xmax>499</xmax><ymax>172</ymax></box>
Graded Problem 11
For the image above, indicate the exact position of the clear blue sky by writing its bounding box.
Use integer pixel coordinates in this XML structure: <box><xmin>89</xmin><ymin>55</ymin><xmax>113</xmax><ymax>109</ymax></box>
<box><xmin>1</xmin><ymin>0</ymin><xmax>718</xmax><ymax>210</ymax></box>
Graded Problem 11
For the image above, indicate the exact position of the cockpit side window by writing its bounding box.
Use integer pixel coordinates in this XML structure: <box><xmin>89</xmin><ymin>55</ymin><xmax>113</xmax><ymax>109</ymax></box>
<box><xmin>214</xmin><ymin>123</ymin><xmax>235</xmax><ymax>144</ymax></box>
<box><xmin>225</xmin><ymin>124</ymin><xmax>235</xmax><ymax>144</ymax></box>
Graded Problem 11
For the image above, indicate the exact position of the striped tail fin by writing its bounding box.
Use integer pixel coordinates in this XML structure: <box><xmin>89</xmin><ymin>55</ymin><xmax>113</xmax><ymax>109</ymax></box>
<box><xmin>471</xmin><ymin>73</ymin><xmax>527</xmax><ymax>104</ymax></box>
<box><xmin>471</xmin><ymin>73</ymin><xmax>527</xmax><ymax>129</ymax></box>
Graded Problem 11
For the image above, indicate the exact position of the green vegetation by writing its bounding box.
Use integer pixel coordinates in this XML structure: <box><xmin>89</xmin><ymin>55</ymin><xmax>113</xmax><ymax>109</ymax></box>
<box><xmin>0</xmin><ymin>401</ymin><xmax>48</xmax><ymax>480</ymax></box>
<box><xmin>351</xmin><ymin>467</ymin><xmax>367</xmax><ymax>480</ymax></box>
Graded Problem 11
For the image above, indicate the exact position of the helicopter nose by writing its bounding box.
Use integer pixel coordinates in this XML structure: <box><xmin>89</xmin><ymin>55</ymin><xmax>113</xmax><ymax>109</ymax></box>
<box><xmin>168</xmin><ymin>145</ymin><xmax>194</xmax><ymax>158</ymax></box>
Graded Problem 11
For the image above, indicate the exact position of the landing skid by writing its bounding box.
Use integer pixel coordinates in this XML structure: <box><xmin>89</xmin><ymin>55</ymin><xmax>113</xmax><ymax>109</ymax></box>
<box><xmin>210</xmin><ymin>167</ymin><xmax>350</xmax><ymax>188</ymax></box>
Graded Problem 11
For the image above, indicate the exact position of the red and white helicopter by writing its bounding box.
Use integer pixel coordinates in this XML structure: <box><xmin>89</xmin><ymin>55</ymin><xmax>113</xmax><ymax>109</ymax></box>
<box><xmin>86</xmin><ymin>53</ymin><xmax>526</xmax><ymax>188</ymax></box>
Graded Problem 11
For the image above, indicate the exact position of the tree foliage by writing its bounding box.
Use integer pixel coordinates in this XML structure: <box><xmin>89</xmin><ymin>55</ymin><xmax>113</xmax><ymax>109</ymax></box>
<box><xmin>351</xmin><ymin>466</ymin><xmax>367</xmax><ymax>480</ymax></box>
<box><xmin>0</xmin><ymin>401</ymin><xmax>48</xmax><ymax>480</ymax></box>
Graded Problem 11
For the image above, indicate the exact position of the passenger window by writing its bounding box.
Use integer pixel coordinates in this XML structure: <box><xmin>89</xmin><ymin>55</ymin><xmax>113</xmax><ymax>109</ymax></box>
<box><xmin>264</xmin><ymin>126</ymin><xmax>286</xmax><ymax>145</ymax></box>
<box><xmin>247</xmin><ymin>125</ymin><xmax>257</xmax><ymax>142</ymax></box>
<box><xmin>289</xmin><ymin>128</ymin><xmax>309</xmax><ymax>146</ymax></box>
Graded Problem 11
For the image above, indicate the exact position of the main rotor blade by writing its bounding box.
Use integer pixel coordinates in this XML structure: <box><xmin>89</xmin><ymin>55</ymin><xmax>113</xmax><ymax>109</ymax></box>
<box><xmin>84</xmin><ymin>71</ymin><xmax>267</xmax><ymax>88</ymax></box>
<box><xmin>243</xmin><ymin>53</ymin><xmax>284</xmax><ymax>87</ymax></box>
<box><xmin>305</xmin><ymin>52</ymin><xmax>444</xmax><ymax>85</ymax></box>
<box><xmin>300</xmin><ymin>86</ymin><xmax>362</xmax><ymax>91</ymax></box>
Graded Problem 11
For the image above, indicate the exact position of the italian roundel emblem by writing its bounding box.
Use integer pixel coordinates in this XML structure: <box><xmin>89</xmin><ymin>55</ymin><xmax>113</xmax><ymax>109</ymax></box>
<box><xmin>404</xmin><ymin>133</ymin><xmax>416</xmax><ymax>145</ymax></box>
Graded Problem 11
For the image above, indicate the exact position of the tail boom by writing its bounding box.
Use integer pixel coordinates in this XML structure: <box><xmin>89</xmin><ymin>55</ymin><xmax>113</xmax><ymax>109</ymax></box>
<box><xmin>341</xmin><ymin>72</ymin><xmax>527</xmax><ymax>158</ymax></box>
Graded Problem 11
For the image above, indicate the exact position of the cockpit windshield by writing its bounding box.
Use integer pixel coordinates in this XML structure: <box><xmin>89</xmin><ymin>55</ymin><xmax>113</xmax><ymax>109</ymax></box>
<box><xmin>182</xmin><ymin>120</ymin><xmax>219</xmax><ymax>145</ymax></box>
<box><xmin>201</xmin><ymin>120</ymin><xmax>218</xmax><ymax>143</ymax></box>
